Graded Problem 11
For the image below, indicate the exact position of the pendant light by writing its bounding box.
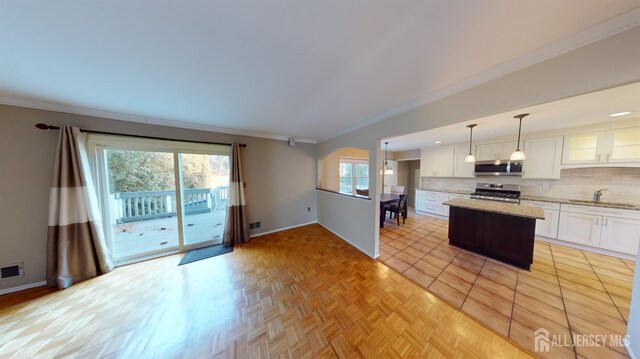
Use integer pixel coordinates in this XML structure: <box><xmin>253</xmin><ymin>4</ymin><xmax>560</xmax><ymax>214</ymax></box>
<box><xmin>510</xmin><ymin>113</ymin><xmax>528</xmax><ymax>161</ymax></box>
<box><xmin>464</xmin><ymin>124</ymin><xmax>477</xmax><ymax>163</ymax></box>
<box><xmin>384</xmin><ymin>142</ymin><xmax>393</xmax><ymax>175</ymax></box>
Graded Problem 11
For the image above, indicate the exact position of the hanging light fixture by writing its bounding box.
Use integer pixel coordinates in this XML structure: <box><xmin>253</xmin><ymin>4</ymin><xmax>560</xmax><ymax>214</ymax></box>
<box><xmin>510</xmin><ymin>113</ymin><xmax>528</xmax><ymax>161</ymax></box>
<box><xmin>464</xmin><ymin>124</ymin><xmax>477</xmax><ymax>163</ymax></box>
<box><xmin>384</xmin><ymin>142</ymin><xmax>393</xmax><ymax>175</ymax></box>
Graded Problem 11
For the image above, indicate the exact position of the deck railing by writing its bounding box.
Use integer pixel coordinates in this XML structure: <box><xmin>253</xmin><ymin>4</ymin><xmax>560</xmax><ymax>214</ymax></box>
<box><xmin>111</xmin><ymin>186</ymin><xmax>228</xmax><ymax>223</ymax></box>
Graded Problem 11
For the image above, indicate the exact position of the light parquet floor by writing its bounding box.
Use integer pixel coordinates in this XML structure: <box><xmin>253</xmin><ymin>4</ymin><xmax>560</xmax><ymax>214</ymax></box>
<box><xmin>379</xmin><ymin>210</ymin><xmax>636</xmax><ymax>359</ymax></box>
<box><xmin>0</xmin><ymin>224</ymin><xmax>532</xmax><ymax>358</ymax></box>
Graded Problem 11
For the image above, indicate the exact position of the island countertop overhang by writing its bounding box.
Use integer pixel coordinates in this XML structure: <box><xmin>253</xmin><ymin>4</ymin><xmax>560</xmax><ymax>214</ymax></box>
<box><xmin>443</xmin><ymin>198</ymin><xmax>545</xmax><ymax>219</ymax></box>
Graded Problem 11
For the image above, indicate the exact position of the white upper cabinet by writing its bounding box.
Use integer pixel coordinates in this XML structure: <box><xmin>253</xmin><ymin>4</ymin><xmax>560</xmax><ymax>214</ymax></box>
<box><xmin>453</xmin><ymin>146</ymin><xmax>474</xmax><ymax>178</ymax></box>
<box><xmin>420</xmin><ymin>147</ymin><xmax>454</xmax><ymax>177</ymax></box>
<box><xmin>475</xmin><ymin>141</ymin><xmax>517</xmax><ymax>161</ymax></box>
<box><xmin>609</xmin><ymin>127</ymin><xmax>640</xmax><ymax>163</ymax></box>
<box><xmin>522</xmin><ymin>136</ymin><xmax>563</xmax><ymax>179</ymax></box>
<box><xmin>562</xmin><ymin>127</ymin><xmax>640</xmax><ymax>165</ymax></box>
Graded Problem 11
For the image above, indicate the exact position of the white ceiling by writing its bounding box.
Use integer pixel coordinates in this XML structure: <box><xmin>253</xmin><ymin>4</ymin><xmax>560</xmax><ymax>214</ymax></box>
<box><xmin>1</xmin><ymin>1</ymin><xmax>639</xmax><ymax>141</ymax></box>
<box><xmin>384</xmin><ymin>82</ymin><xmax>640</xmax><ymax>151</ymax></box>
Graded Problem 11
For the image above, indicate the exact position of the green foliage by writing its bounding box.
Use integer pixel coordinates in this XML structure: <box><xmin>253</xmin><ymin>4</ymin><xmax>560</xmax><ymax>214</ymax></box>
<box><xmin>106</xmin><ymin>150</ymin><xmax>217</xmax><ymax>193</ymax></box>
<box><xmin>181</xmin><ymin>154</ymin><xmax>212</xmax><ymax>189</ymax></box>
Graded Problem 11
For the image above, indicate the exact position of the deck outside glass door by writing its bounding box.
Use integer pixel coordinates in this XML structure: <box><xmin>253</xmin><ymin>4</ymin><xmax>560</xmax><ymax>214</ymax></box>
<box><xmin>180</xmin><ymin>153</ymin><xmax>230</xmax><ymax>249</ymax></box>
<box><xmin>91</xmin><ymin>136</ymin><xmax>230</xmax><ymax>264</ymax></box>
<box><xmin>105</xmin><ymin>149</ymin><xmax>180</xmax><ymax>261</ymax></box>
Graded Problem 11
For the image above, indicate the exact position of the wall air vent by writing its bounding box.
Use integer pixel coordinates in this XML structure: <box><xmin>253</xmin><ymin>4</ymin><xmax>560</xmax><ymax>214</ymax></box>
<box><xmin>0</xmin><ymin>263</ymin><xmax>24</xmax><ymax>280</ymax></box>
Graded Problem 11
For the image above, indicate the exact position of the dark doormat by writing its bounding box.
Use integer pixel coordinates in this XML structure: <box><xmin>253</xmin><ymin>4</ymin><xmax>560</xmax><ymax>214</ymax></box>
<box><xmin>178</xmin><ymin>244</ymin><xmax>233</xmax><ymax>266</ymax></box>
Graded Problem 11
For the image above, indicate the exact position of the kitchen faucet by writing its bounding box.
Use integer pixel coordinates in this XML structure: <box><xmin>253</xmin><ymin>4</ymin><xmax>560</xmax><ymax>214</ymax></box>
<box><xmin>593</xmin><ymin>189</ymin><xmax>607</xmax><ymax>203</ymax></box>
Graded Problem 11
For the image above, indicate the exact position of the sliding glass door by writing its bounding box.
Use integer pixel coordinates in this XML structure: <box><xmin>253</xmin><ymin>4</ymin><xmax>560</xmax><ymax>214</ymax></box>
<box><xmin>180</xmin><ymin>153</ymin><xmax>229</xmax><ymax>247</ymax></box>
<box><xmin>88</xmin><ymin>135</ymin><xmax>231</xmax><ymax>265</ymax></box>
<box><xmin>105</xmin><ymin>149</ymin><xmax>180</xmax><ymax>261</ymax></box>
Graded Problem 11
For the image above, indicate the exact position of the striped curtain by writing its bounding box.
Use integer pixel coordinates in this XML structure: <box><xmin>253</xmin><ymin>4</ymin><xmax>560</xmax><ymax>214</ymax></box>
<box><xmin>47</xmin><ymin>126</ymin><xmax>114</xmax><ymax>289</ymax></box>
<box><xmin>223</xmin><ymin>143</ymin><xmax>250</xmax><ymax>246</ymax></box>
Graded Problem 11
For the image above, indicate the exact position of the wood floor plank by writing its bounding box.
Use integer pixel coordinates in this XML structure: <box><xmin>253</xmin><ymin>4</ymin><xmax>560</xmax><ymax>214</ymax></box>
<box><xmin>1</xmin><ymin>224</ymin><xmax>535</xmax><ymax>358</ymax></box>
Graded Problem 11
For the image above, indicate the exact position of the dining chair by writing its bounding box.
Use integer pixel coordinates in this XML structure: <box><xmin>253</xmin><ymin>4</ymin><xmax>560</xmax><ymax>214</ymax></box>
<box><xmin>384</xmin><ymin>194</ymin><xmax>407</xmax><ymax>225</ymax></box>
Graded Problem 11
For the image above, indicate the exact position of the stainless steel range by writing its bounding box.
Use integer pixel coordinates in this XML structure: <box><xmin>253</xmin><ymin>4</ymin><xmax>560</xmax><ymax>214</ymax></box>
<box><xmin>470</xmin><ymin>183</ymin><xmax>521</xmax><ymax>204</ymax></box>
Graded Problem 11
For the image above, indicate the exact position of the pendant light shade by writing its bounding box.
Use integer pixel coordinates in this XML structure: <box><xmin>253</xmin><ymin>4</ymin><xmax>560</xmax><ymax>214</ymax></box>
<box><xmin>384</xmin><ymin>142</ymin><xmax>393</xmax><ymax>175</ymax></box>
<box><xmin>464</xmin><ymin>124</ymin><xmax>477</xmax><ymax>163</ymax></box>
<box><xmin>510</xmin><ymin>113</ymin><xmax>528</xmax><ymax>161</ymax></box>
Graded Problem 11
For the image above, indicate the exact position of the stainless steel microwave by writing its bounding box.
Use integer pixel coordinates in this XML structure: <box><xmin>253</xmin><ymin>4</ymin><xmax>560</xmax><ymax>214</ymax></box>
<box><xmin>474</xmin><ymin>160</ymin><xmax>523</xmax><ymax>177</ymax></box>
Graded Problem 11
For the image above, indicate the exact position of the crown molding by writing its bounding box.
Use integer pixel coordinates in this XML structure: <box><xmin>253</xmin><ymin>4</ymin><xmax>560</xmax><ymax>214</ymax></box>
<box><xmin>319</xmin><ymin>7</ymin><xmax>640</xmax><ymax>143</ymax></box>
<box><xmin>0</xmin><ymin>96</ymin><xmax>317</xmax><ymax>144</ymax></box>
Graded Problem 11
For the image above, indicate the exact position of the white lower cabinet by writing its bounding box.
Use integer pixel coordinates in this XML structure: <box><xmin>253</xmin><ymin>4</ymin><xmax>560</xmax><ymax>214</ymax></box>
<box><xmin>415</xmin><ymin>190</ymin><xmax>461</xmax><ymax>217</ymax></box>
<box><xmin>557</xmin><ymin>211</ymin><xmax>601</xmax><ymax>247</ymax></box>
<box><xmin>557</xmin><ymin>204</ymin><xmax>640</xmax><ymax>255</ymax></box>
<box><xmin>521</xmin><ymin>200</ymin><xmax>561</xmax><ymax>239</ymax></box>
<box><xmin>600</xmin><ymin>217</ymin><xmax>640</xmax><ymax>255</ymax></box>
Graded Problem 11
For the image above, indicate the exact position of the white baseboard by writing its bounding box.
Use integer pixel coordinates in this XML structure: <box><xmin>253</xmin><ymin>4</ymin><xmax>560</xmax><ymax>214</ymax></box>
<box><xmin>535</xmin><ymin>236</ymin><xmax>636</xmax><ymax>260</ymax></box>
<box><xmin>250</xmin><ymin>221</ymin><xmax>318</xmax><ymax>238</ymax></box>
<box><xmin>625</xmin><ymin>337</ymin><xmax>637</xmax><ymax>359</ymax></box>
<box><xmin>317</xmin><ymin>221</ymin><xmax>377</xmax><ymax>259</ymax></box>
<box><xmin>0</xmin><ymin>281</ymin><xmax>47</xmax><ymax>296</ymax></box>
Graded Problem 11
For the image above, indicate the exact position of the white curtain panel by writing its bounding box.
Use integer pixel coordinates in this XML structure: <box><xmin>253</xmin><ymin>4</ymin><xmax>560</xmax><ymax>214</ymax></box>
<box><xmin>47</xmin><ymin>126</ymin><xmax>114</xmax><ymax>289</ymax></box>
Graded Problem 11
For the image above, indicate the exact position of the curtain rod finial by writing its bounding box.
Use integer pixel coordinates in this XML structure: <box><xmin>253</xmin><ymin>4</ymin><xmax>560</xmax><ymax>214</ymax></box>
<box><xmin>35</xmin><ymin>123</ymin><xmax>60</xmax><ymax>130</ymax></box>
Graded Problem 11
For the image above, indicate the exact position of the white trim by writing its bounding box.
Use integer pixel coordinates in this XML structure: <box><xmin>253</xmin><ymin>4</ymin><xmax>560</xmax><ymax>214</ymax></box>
<box><xmin>317</xmin><ymin>221</ymin><xmax>377</xmax><ymax>259</ymax></box>
<box><xmin>250</xmin><ymin>221</ymin><xmax>318</xmax><ymax>238</ymax></box>
<box><xmin>534</xmin><ymin>236</ymin><xmax>637</xmax><ymax>261</ymax></box>
<box><xmin>0</xmin><ymin>96</ymin><xmax>317</xmax><ymax>144</ymax></box>
<box><xmin>625</xmin><ymin>337</ymin><xmax>637</xmax><ymax>359</ymax></box>
<box><xmin>319</xmin><ymin>8</ymin><xmax>640</xmax><ymax>143</ymax></box>
<box><xmin>0</xmin><ymin>281</ymin><xmax>47</xmax><ymax>296</ymax></box>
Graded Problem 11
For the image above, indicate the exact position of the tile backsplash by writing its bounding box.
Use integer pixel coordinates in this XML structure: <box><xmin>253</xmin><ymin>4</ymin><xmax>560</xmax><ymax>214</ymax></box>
<box><xmin>421</xmin><ymin>167</ymin><xmax>640</xmax><ymax>204</ymax></box>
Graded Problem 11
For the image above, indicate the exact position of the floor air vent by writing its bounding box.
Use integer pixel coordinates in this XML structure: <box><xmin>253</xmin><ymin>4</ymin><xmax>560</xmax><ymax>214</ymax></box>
<box><xmin>0</xmin><ymin>263</ymin><xmax>24</xmax><ymax>280</ymax></box>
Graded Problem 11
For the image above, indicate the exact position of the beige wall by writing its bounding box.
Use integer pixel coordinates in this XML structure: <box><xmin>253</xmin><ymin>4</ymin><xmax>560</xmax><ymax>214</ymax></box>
<box><xmin>421</xmin><ymin>167</ymin><xmax>640</xmax><ymax>204</ymax></box>
<box><xmin>318</xmin><ymin>147</ymin><xmax>369</xmax><ymax>191</ymax></box>
<box><xmin>0</xmin><ymin>105</ymin><xmax>317</xmax><ymax>291</ymax></box>
<box><xmin>390</xmin><ymin>149</ymin><xmax>421</xmax><ymax>160</ymax></box>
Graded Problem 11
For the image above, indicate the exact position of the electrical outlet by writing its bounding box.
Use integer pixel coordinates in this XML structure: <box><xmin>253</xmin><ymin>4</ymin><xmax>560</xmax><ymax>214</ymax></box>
<box><xmin>249</xmin><ymin>222</ymin><xmax>255</xmax><ymax>229</ymax></box>
<box><xmin>307</xmin><ymin>207</ymin><xmax>311</xmax><ymax>212</ymax></box>
<box><xmin>256</xmin><ymin>221</ymin><xmax>261</xmax><ymax>228</ymax></box>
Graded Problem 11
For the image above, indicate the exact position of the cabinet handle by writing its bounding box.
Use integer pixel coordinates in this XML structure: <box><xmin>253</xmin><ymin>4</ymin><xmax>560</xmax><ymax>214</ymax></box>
<box><xmin>605</xmin><ymin>154</ymin><xmax>610</xmax><ymax>162</ymax></box>
<box><xmin>604</xmin><ymin>218</ymin><xmax>608</xmax><ymax>226</ymax></box>
<box><xmin>596</xmin><ymin>218</ymin><xmax>599</xmax><ymax>225</ymax></box>
<box><xmin>597</xmin><ymin>154</ymin><xmax>601</xmax><ymax>162</ymax></box>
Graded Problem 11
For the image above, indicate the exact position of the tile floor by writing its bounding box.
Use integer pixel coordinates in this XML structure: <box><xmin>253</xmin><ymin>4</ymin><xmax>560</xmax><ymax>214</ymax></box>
<box><xmin>379</xmin><ymin>210</ymin><xmax>636</xmax><ymax>359</ymax></box>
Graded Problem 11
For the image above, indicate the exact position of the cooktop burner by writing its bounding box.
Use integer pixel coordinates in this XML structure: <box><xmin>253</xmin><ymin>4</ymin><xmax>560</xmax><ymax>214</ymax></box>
<box><xmin>470</xmin><ymin>183</ymin><xmax>521</xmax><ymax>204</ymax></box>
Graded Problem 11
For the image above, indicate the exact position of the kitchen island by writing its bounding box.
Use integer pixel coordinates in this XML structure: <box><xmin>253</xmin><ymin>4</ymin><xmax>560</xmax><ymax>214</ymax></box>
<box><xmin>443</xmin><ymin>198</ymin><xmax>544</xmax><ymax>270</ymax></box>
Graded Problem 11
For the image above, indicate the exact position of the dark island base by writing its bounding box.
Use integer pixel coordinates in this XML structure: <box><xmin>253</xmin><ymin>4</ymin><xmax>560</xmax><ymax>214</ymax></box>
<box><xmin>448</xmin><ymin>206</ymin><xmax>536</xmax><ymax>270</ymax></box>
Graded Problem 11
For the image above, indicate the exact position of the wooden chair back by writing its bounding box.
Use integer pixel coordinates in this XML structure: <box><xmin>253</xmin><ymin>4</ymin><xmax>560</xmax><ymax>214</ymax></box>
<box><xmin>356</xmin><ymin>189</ymin><xmax>369</xmax><ymax>196</ymax></box>
<box><xmin>390</xmin><ymin>185</ymin><xmax>405</xmax><ymax>195</ymax></box>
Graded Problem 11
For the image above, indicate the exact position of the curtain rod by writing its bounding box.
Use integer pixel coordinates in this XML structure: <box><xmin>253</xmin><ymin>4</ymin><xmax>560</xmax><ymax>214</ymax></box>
<box><xmin>35</xmin><ymin>123</ymin><xmax>246</xmax><ymax>147</ymax></box>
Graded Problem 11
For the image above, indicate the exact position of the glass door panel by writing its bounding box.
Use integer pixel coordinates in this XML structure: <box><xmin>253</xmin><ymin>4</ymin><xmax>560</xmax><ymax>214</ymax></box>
<box><xmin>105</xmin><ymin>149</ymin><xmax>179</xmax><ymax>261</ymax></box>
<box><xmin>180</xmin><ymin>153</ymin><xmax>230</xmax><ymax>247</ymax></box>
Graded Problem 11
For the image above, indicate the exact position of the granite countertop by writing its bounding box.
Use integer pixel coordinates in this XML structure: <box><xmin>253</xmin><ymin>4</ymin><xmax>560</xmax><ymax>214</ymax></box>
<box><xmin>520</xmin><ymin>195</ymin><xmax>639</xmax><ymax>211</ymax></box>
<box><xmin>443</xmin><ymin>198</ymin><xmax>545</xmax><ymax>219</ymax></box>
<box><xmin>419</xmin><ymin>188</ymin><xmax>638</xmax><ymax>211</ymax></box>
<box><xmin>418</xmin><ymin>188</ymin><xmax>471</xmax><ymax>195</ymax></box>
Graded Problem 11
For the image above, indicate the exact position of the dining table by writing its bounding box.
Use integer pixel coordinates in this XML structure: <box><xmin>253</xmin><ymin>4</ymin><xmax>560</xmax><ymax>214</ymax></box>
<box><xmin>379</xmin><ymin>193</ymin><xmax>407</xmax><ymax>228</ymax></box>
